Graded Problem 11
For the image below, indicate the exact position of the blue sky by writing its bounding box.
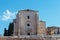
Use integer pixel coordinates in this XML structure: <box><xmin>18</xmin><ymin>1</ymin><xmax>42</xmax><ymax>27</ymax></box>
<box><xmin>0</xmin><ymin>0</ymin><xmax>60</xmax><ymax>36</ymax></box>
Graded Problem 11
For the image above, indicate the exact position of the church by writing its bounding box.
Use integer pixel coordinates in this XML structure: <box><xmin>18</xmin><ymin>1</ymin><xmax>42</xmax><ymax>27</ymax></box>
<box><xmin>13</xmin><ymin>9</ymin><xmax>46</xmax><ymax>37</ymax></box>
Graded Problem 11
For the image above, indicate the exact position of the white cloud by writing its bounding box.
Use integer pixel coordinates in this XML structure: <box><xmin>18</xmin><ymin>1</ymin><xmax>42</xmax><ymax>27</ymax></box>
<box><xmin>2</xmin><ymin>9</ymin><xmax>17</xmax><ymax>21</ymax></box>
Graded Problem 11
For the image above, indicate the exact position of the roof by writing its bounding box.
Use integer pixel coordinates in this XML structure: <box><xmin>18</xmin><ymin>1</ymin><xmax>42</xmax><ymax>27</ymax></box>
<box><xmin>18</xmin><ymin>9</ymin><xmax>38</xmax><ymax>12</ymax></box>
<box><xmin>40</xmin><ymin>20</ymin><xmax>45</xmax><ymax>23</ymax></box>
<box><xmin>47</xmin><ymin>26</ymin><xmax>60</xmax><ymax>29</ymax></box>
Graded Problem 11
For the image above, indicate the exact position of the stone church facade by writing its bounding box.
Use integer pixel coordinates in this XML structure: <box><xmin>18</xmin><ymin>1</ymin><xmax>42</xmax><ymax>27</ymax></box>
<box><xmin>13</xmin><ymin>9</ymin><xmax>46</xmax><ymax>36</ymax></box>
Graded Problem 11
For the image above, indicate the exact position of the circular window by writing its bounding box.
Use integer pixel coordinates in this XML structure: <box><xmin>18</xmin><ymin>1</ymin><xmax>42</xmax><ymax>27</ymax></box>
<box><xmin>27</xmin><ymin>24</ymin><xmax>30</xmax><ymax>26</ymax></box>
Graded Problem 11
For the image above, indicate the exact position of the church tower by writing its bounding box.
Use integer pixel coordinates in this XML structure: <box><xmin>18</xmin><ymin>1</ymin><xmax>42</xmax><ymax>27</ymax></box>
<box><xmin>13</xmin><ymin>9</ymin><xmax>39</xmax><ymax>36</ymax></box>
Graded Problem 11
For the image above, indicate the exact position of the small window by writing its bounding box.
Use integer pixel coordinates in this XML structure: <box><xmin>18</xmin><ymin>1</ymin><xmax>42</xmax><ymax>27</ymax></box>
<box><xmin>27</xmin><ymin>16</ymin><xmax>30</xmax><ymax>19</ymax></box>
<box><xmin>27</xmin><ymin>24</ymin><xmax>30</xmax><ymax>26</ymax></box>
<box><xmin>27</xmin><ymin>33</ymin><xmax>30</xmax><ymax>35</ymax></box>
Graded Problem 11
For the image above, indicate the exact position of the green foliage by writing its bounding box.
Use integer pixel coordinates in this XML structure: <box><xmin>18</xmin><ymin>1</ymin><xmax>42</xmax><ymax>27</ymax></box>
<box><xmin>8</xmin><ymin>23</ymin><xmax>14</xmax><ymax>36</ymax></box>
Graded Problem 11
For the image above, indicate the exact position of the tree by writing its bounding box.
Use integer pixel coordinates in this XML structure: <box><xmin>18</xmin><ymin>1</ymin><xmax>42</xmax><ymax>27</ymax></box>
<box><xmin>8</xmin><ymin>23</ymin><xmax>14</xmax><ymax>36</ymax></box>
<box><xmin>4</xmin><ymin>28</ymin><xmax>8</xmax><ymax>36</ymax></box>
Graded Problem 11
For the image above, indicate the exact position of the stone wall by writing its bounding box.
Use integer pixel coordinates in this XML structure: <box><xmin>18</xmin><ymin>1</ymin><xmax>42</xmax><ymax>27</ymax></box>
<box><xmin>0</xmin><ymin>37</ymin><xmax>44</xmax><ymax>40</ymax></box>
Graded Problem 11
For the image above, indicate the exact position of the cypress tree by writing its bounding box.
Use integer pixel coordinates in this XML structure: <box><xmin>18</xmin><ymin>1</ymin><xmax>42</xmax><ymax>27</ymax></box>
<box><xmin>8</xmin><ymin>23</ymin><xmax>14</xmax><ymax>36</ymax></box>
